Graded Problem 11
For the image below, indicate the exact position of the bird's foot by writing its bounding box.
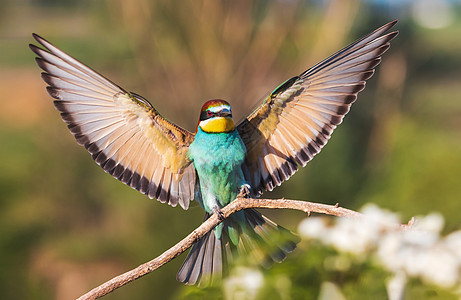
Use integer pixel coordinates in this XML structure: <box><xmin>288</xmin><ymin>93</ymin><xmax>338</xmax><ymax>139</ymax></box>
<box><xmin>238</xmin><ymin>184</ymin><xmax>251</xmax><ymax>198</ymax></box>
<box><xmin>213</xmin><ymin>206</ymin><xmax>225</xmax><ymax>221</ymax></box>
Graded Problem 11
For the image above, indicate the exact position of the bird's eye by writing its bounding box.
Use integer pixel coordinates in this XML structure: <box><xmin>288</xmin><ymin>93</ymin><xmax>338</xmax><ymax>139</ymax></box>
<box><xmin>207</xmin><ymin>110</ymin><xmax>212</xmax><ymax>116</ymax></box>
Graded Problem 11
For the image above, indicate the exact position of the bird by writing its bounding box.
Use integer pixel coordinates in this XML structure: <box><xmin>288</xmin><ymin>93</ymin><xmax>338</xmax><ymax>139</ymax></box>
<box><xmin>30</xmin><ymin>20</ymin><xmax>398</xmax><ymax>285</ymax></box>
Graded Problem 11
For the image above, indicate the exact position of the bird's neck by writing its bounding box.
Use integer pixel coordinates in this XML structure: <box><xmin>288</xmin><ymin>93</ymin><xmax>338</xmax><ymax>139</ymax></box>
<box><xmin>198</xmin><ymin>117</ymin><xmax>235</xmax><ymax>133</ymax></box>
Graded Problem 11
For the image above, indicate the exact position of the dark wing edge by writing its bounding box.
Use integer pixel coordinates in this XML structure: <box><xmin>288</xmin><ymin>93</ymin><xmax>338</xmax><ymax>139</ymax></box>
<box><xmin>30</xmin><ymin>34</ymin><xmax>197</xmax><ymax>209</ymax></box>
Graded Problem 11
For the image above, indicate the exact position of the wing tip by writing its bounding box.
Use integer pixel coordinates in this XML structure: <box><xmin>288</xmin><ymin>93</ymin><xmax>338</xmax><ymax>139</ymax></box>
<box><xmin>46</xmin><ymin>86</ymin><xmax>61</xmax><ymax>100</ymax></box>
<box><xmin>378</xmin><ymin>19</ymin><xmax>398</xmax><ymax>33</ymax></box>
<box><xmin>379</xmin><ymin>20</ymin><xmax>399</xmax><ymax>42</ymax></box>
<box><xmin>32</xmin><ymin>32</ymin><xmax>41</xmax><ymax>40</ymax></box>
<box><xmin>387</xmin><ymin>19</ymin><xmax>398</xmax><ymax>27</ymax></box>
<box><xmin>29</xmin><ymin>43</ymin><xmax>44</xmax><ymax>57</ymax></box>
<box><xmin>31</xmin><ymin>33</ymin><xmax>53</xmax><ymax>50</ymax></box>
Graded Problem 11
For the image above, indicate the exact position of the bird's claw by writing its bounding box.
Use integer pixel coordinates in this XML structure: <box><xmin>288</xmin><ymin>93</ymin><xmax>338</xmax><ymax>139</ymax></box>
<box><xmin>213</xmin><ymin>206</ymin><xmax>225</xmax><ymax>221</ymax></box>
<box><xmin>238</xmin><ymin>184</ymin><xmax>251</xmax><ymax>198</ymax></box>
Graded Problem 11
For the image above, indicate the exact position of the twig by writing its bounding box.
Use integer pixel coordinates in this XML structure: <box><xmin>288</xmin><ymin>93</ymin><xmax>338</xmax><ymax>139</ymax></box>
<box><xmin>77</xmin><ymin>197</ymin><xmax>361</xmax><ymax>299</ymax></box>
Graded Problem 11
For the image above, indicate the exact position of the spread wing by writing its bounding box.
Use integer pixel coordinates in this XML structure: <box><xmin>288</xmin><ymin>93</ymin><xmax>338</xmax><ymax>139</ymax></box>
<box><xmin>237</xmin><ymin>20</ymin><xmax>398</xmax><ymax>195</ymax></box>
<box><xmin>30</xmin><ymin>34</ymin><xmax>196</xmax><ymax>209</ymax></box>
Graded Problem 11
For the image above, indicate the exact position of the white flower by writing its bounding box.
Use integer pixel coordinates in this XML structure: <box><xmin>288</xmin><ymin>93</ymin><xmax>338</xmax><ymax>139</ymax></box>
<box><xmin>419</xmin><ymin>245</ymin><xmax>459</xmax><ymax>288</ymax></box>
<box><xmin>387</xmin><ymin>271</ymin><xmax>407</xmax><ymax>300</ymax></box>
<box><xmin>377</xmin><ymin>231</ymin><xmax>404</xmax><ymax>272</ymax></box>
<box><xmin>444</xmin><ymin>231</ymin><xmax>461</xmax><ymax>260</ymax></box>
<box><xmin>326</xmin><ymin>217</ymin><xmax>378</xmax><ymax>255</ymax></box>
<box><xmin>413</xmin><ymin>213</ymin><xmax>444</xmax><ymax>233</ymax></box>
<box><xmin>401</xmin><ymin>227</ymin><xmax>439</xmax><ymax>248</ymax></box>
<box><xmin>298</xmin><ymin>204</ymin><xmax>461</xmax><ymax>292</ymax></box>
<box><xmin>298</xmin><ymin>217</ymin><xmax>328</xmax><ymax>239</ymax></box>
<box><xmin>223</xmin><ymin>267</ymin><xmax>264</xmax><ymax>300</ymax></box>
<box><xmin>323</xmin><ymin>204</ymin><xmax>399</xmax><ymax>255</ymax></box>
<box><xmin>361</xmin><ymin>204</ymin><xmax>401</xmax><ymax>228</ymax></box>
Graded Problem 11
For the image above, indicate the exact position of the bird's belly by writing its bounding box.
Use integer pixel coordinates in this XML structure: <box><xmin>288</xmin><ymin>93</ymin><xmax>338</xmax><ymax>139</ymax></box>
<box><xmin>189</xmin><ymin>131</ymin><xmax>247</xmax><ymax>212</ymax></box>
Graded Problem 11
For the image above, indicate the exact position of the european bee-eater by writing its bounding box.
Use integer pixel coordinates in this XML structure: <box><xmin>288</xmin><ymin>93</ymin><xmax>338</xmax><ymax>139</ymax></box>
<box><xmin>30</xmin><ymin>20</ymin><xmax>398</xmax><ymax>285</ymax></box>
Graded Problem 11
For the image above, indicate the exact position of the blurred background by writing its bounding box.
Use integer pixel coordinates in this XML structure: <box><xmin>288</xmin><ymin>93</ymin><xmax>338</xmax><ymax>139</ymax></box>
<box><xmin>1</xmin><ymin>0</ymin><xmax>460</xmax><ymax>299</ymax></box>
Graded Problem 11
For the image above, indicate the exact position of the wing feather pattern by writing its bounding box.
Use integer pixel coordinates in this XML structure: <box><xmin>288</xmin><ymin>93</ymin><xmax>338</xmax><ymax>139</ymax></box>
<box><xmin>30</xmin><ymin>34</ymin><xmax>196</xmax><ymax>209</ymax></box>
<box><xmin>237</xmin><ymin>20</ymin><xmax>398</xmax><ymax>195</ymax></box>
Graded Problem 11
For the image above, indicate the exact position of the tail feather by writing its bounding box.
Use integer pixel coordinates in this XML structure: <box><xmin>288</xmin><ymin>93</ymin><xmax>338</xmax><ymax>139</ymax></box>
<box><xmin>244</xmin><ymin>209</ymin><xmax>298</xmax><ymax>266</ymax></box>
<box><xmin>201</xmin><ymin>233</ymin><xmax>214</xmax><ymax>276</ymax></box>
<box><xmin>176</xmin><ymin>233</ymin><xmax>203</xmax><ymax>284</ymax></box>
<box><xmin>176</xmin><ymin>208</ymin><xmax>298</xmax><ymax>286</ymax></box>
<box><xmin>245</xmin><ymin>209</ymin><xmax>298</xmax><ymax>256</ymax></box>
<box><xmin>187</xmin><ymin>233</ymin><xmax>207</xmax><ymax>284</ymax></box>
<box><xmin>176</xmin><ymin>230</ymin><xmax>223</xmax><ymax>285</ymax></box>
<box><xmin>212</xmin><ymin>234</ymin><xmax>223</xmax><ymax>276</ymax></box>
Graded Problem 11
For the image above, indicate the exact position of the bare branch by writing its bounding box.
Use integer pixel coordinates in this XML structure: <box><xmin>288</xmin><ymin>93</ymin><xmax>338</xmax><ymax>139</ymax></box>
<box><xmin>77</xmin><ymin>197</ymin><xmax>361</xmax><ymax>300</ymax></box>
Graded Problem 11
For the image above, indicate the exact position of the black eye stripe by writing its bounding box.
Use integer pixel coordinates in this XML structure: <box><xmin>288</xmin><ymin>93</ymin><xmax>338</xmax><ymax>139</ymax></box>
<box><xmin>200</xmin><ymin>110</ymin><xmax>215</xmax><ymax>121</ymax></box>
<box><xmin>199</xmin><ymin>110</ymin><xmax>232</xmax><ymax>121</ymax></box>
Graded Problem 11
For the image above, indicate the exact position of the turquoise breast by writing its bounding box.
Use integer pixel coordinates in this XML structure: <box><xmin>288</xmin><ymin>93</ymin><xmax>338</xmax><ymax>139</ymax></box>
<box><xmin>188</xmin><ymin>127</ymin><xmax>247</xmax><ymax>213</ymax></box>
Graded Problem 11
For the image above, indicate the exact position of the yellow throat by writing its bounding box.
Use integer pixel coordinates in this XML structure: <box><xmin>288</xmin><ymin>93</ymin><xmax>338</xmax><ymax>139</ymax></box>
<box><xmin>199</xmin><ymin>117</ymin><xmax>235</xmax><ymax>133</ymax></box>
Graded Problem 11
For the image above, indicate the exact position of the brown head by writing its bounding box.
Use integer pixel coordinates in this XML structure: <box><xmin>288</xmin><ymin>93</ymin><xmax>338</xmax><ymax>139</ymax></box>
<box><xmin>197</xmin><ymin>99</ymin><xmax>235</xmax><ymax>133</ymax></box>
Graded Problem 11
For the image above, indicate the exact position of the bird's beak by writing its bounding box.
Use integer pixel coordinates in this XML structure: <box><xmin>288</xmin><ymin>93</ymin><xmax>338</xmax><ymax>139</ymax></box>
<box><xmin>219</xmin><ymin>109</ymin><xmax>232</xmax><ymax>118</ymax></box>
